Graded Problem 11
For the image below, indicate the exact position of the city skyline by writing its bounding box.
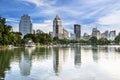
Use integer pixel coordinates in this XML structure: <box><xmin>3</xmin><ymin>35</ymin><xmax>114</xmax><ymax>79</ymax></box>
<box><xmin>0</xmin><ymin>0</ymin><xmax>120</xmax><ymax>35</ymax></box>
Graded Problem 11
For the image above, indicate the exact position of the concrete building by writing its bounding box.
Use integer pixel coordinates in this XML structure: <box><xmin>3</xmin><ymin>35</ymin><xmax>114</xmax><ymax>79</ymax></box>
<box><xmin>70</xmin><ymin>33</ymin><xmax>76</xmax><ymax>40</ymax></box>
<box><xmin>53</xmin><ymin>15</ymin><xmax>63</xmax><ymax>39</ymax></box>
<box><xmin>101</xmin><ymin>31</ymin><xmax>109</xmax><ymax>39</ymax></box>
<box><xmin>49</xmin><ymin>32</ymin><xmax>53</xmax><ymax>38</ymax></box>
<box><xmin>36</xmin><ymin>29</ymin><xmax>44</xmax><ymax>34</ymax></box>
<box><xmin>92</xmin><ymin>28</ymin><xmax>101</xmax><ymax>39</ymax></box>
<box><xmin>33</xmin><ymin>29</ymin><xmax>44</xmax><ymax>34</ymax></box>
<box><xmin>74</xmin><ymin>24</ymin><xmax>81</xmax><ymax>40</ymax></box>
<box><xmin>63</xmin><ymin>28</ymin><xmax>69</xmax><ymax>39</ymax></box>
<box><xmin>83</xmin><ymin>33</ymin><xmax>91</xmax><ymax>40</ymax></box>
<box><xmin>19</xmin><ymin>14</ymin><xmax>32</xmax><ymax>37</ymax></box>
<box><xmin>109</xmin><ymin>30</ymin><xmax>116</xmax><ymax>40</ymax></box>
<box><xmin>33</xmin><ymin>30</ymin><xmax>36</xmax><ymax>34</ymax></box>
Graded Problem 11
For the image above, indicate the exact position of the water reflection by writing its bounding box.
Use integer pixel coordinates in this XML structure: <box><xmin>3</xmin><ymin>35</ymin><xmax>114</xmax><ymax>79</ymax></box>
<box><xmin>74</xmin><ymin>46</ymin><xmax>81</xmax><ymax>67</ymax></box>
<box><xmin>0</xmin><ymin>50</ymin><xmax>11</xmax><ymax>80</ymax></box>
<box><xmin>19</xmin><ymin>47</ymin><xmax>35</xmax><ymax>76</ymax></box>
<box><xmin>115</xmin><ymin>47</ymin><xmax>120</xmax><ymax>52</ymax></box>
<box><xmin>0</xmin><ymin>46</ymin><xmax>120</xmax><ymax>80</ymax></box>
<box><xmin>92</xmin><ymin>45</ymin><xmax>99</xmax><ymax>62</ymax></box>
<box><xmin>53</xmin><ymin>48</ymin><xmax>63</xmax><ymax>76</ymax></box>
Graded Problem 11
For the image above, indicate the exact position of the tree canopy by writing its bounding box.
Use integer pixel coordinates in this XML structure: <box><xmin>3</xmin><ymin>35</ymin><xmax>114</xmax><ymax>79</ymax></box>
<box><xmin>115</xmin><ymin>33</ymin><xmax>120</xmax><ymax>43</ymax></box>
<box><xmin>0</xmin><ymin>17</ymin><xmax>22</xmax><ymax>45</ymax></box>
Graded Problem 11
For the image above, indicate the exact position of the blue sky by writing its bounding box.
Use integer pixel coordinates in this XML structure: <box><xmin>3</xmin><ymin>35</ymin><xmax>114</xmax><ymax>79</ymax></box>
<box><xmin>0</xmin><ymin>0</ymin><xmax>120</xmax><ymax>35</ymax></box>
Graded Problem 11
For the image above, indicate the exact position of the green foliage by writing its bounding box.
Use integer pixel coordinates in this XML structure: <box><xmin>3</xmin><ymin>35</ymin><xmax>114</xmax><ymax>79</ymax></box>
<box><xmin>89</xmin><ymin>36</ymin><xmax>98</xmax><ymax>45</ymax></box>
<box><xmin>23</xmin><ymin>33</ymin><xmax>52</xmax><ymax>45</ymax></box>
<box><xmin>115</xmin><ymin>33</ymin><xmax>120</xmax><ymax>43</ymax></box>
<box><xmin>0</xmin><ymin>17</ymin><xmax>22</xmax><ymax>46</ymax></box>
<box><xmin>12</xmin><ymin>32</ymin><xmax>22</xmax><ymax>45</ymax></box>
<box><xmin>98</xmin><ymin>38</ymin><xmax>110</xmax><ymax>45</ymax></box>
<box><xmin>53</xmin><ymin>37</ymin><xmax>70</xmax><ymax>44</ymax></box>
<box><xmin>79</xmin><ymin>39</ymin><xmax>90</xmax><ymax>44</ymax></box>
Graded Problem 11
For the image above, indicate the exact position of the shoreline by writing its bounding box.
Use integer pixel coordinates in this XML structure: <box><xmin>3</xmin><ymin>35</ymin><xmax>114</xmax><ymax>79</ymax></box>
<box><xmin>0</xmin><ymin>44</ymin><xmax>120</xmax><ymax>49</ymax></box>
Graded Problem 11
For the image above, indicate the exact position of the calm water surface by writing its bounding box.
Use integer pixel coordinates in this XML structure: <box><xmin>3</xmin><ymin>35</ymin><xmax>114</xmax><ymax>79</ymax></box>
<box><xmin>0</xmin><ymin>45</ymin><xmax>120</xmax><ymax>80</ymax></box>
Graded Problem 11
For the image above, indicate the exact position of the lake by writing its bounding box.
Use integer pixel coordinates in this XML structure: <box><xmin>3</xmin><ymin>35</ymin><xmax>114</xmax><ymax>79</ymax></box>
<box><xmin>0</xmin><ymin>45</ymin><xmax>120</xmax><ymax>80</ymax></box>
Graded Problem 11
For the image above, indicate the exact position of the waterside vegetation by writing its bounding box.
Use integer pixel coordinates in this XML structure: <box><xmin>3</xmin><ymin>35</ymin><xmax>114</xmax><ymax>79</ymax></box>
<box><xmin>0</xmin><ymin>17</ymin><xmax>120</xmax><ymax>48</ymax></box>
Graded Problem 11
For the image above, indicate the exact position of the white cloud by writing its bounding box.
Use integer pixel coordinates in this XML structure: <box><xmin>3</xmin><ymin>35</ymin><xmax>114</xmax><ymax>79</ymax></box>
<box><xmin>97</xmin><ymin>11</ymin><xmax>120</xmax><ymax>25</ymax></box>
<box><xmin>6</xmin><ymin>18</ymin><xmax>19</xmax><ymax>23</ymax></box>
<box><xmin>83</xmin><ymin>0</ymin><xmax>109</xmax><ymax>5</ymax></box>
<box><xmin>20</xmin><ymin>0</ymin><xmax>56</xmax><ymax>7</ymax></box>
<box><xmin>33</xmin><ymin>20</ymin><xmax>53</xmax><ymax>33</ymax></box>
<box><xmin>11</xmin><ymin>20</ymin><xmax>53</xmax><ymax>33</ymax></box>
<box><xmin>11</xmin><ymin>24</ymin><xmax>19</xmax><ymax>32</ymax></box>
<box><xmin>6</xmin><ymin>18</ymin><xmax>19</xmax><ymax>32</ymax></box>
<box><xmin>12</xmin><ymin>26</ymin><xmax>19</xmax><ymax>32</ymax></box>
<box><xmin>14</xmin><ymin>0</ymin><xmax>120</xmax><ymax>35</ymax></box>
<box><xmin>20</xmin><ymin>0</ymin><xmax>46</xmax><ymax>6</ymax></box>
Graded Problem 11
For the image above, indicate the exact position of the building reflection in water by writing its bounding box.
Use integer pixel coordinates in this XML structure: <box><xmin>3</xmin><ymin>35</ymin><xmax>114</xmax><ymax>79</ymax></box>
<box><xmin>53</xmin><ymin>48</ymin><xmax>63</xmax><ymax>76</ymax></box>
<box><xmin>19</xmin><ymin>47</ymin><xmax>35</xmax><ymax>76</ymax></box>
<box><xmin>74</xmin><ymin>46</ymin><xmax>81</xmax><ymax>67</ymax></box>
<box><xmin>92</xmin><ymin>45</ymin><xmax>99</xmax><ymax>62</ymax></box>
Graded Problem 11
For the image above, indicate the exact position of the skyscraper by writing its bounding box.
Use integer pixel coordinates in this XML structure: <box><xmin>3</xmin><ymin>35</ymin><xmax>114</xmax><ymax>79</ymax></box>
<box><xmin>63</xmin><ymin>28</ymin><xmax>69</xmax><ymax>39</ymax></box>
<box><xmin>74</xmin><ymin>24</ymin><xmax>81</xmax><ymax>40</ymax></box>
<box><xmin>83</xmin><ymin>33</ymin><xmax>90</xmax><ymax>40</ymax></box>
<box><xmin>92</xmin><ymin>28</ymin><xmax>101</xmax><ymax>39</ymax></box>
<box><xmin>101</xmin><ymin>31</ymin><xmax>109</xmax><ymax>39</ymax></box>
<box><xmin>53</xmin><ymin>15</ymin><xmax>63</xmax><ymax>39</ymax></box>
<box><xmin>19</xmin><ymin>14</ymin><xmax>32</xmax><ymax>37</ymax></box>
<box><xmin>109</xmin><ymin>30</ymin><xmax>116</xmax><ymax>40</ymax></box>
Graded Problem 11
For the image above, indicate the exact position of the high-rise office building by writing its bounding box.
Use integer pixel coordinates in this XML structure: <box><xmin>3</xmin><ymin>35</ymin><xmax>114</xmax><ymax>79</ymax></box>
<box><xmin>74</xmin><ymin>24</ymin><xmax>81</xmax><ymax>40</ymax></box>
<box><xmin>70</xmin><ymin>33</ymin><xmax>76</xmax><ymax>40</ymax></box>
<box><xmin>63</xmin><ymin>28</ymin><xmax>69</xmax><ymax>39</ymax></box>
<box><xmin>53</xmin><ymin>15</ymin><xmax>63</xmax><ymax>39</ymax></box>
<box><xmin>92</xmin><ymin>28</ymin><xmax>101</xmax><ymax>39</ymax></box>
<box><xmin>101</xmin><ymin>31</ymin><xmax>109</xmax><ymax>39</ymax></box>
<box><xmin>19</xmin><ymin>14</ymin><xmax>32</xmax><ymax>37</ymax></box>
<box><xmin>83</xmin><ymin>33</ymin><xmax>90</xmax><ymax>40</ymax></box>
<box><xmin>109</xmin><ymin>30</ymin><xmax>116</xmax><ymax>40</ymax></box>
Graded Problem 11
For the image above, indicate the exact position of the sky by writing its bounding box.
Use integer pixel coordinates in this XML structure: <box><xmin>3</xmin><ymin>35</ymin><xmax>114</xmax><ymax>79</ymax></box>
<box><xmin>0</xmin><ymin>0</ymin><xmax>120</xmax><ymax>35</ymax></box>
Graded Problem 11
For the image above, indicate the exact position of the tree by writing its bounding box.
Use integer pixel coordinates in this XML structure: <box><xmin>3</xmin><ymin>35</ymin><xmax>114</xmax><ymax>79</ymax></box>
<box><xmin>89</xmin><ymin>36</ymin><xmax>98</xmax><ymax>45</ymax></box>
<box><xmin>115</xmin><ymin>33</ymin><xmax>120</xmax><ymax>44</ymax></box>
<box><xmin>98</xmin><ymin>38</ymin><xmax>110</xmax><ymax>45</ymax></box>
<box><xmin>0</xmin><ymin>17</ymin><xmax>23</xmax><ymax>46</ymax></box>
<box><xmin>23</xmin><ymin>33</ymin><xmax>52</xmax><ymax>45</ymax></box>
<box><xmin>11</xmin><ymin>32</ymin><xmax>22</xmax><ymax>45</ymax></box>
<box><xmin>0</xmin><ymin>17</ymin><xmax>15</xmax><ymax>45</ymax></box>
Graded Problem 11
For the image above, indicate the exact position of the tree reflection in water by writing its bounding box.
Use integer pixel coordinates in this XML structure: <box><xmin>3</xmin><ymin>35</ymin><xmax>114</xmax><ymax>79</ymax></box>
<box><xmin>0</xmin><ymin>50</ymin><xmax>11</xmax><ymax>80</ymax></box>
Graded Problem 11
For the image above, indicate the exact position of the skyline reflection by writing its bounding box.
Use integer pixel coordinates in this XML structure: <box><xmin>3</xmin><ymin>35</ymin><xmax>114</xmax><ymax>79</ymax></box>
<box><xmin>53</xmin><ymin>48</ymin><xmax>63</xmax><ymax>76</ymax></box>
<box><xmin>74</xmin><ymin>46</ymin><xmax>81</xmax><ymax>67</ymax></box>
<box><xmin>0</xmin><ymin>46</ymin><xmax>120</xmax><ymax>80</ymax></box>
<box><xmin>19</xmin><ymin>47</ymin><xmax>35</xmax><ymax>76</ymax></box>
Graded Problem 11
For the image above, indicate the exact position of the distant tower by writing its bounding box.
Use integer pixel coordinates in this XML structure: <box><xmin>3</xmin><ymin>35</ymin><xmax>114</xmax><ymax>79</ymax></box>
<box><xmin>109</xmin><ymin>30</ymin><xmax>116</xmax><ymax>40</ymax></box>
<box><xmin>92</xmin><ymin>28</ymin><xmax>101</xmax><ymax>39</ymax></box>
<box><xmin>19</xmin><ymin>14</ymin><xmax>32</xmax><ymax>37</ymax></box>
<box><xmin>63</xmin><ymin>28</ymin><xmax>69</xmax><ymax>39</ymax></box>
<box><xmin>74</xmin><ymin>24</ymin><xmax>81</xmax><ymax>40</ymax></box>
<box><xmin>53</xmin><ymin>15</ymin><xmax>63</xmax><ymax>39</ymax></box>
